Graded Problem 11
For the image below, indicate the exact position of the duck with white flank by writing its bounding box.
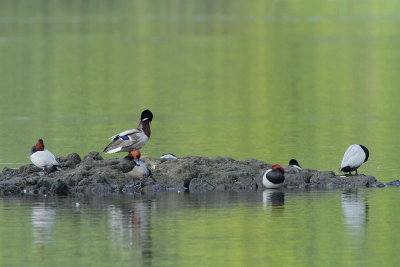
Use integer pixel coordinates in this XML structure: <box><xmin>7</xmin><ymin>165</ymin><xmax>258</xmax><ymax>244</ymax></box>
<box><xmin>340</xmin><ymin>144</ymin><xmax>369</xmax><ymax>175</ymax></box>
<box><xmin>288</xmin><ymin>159</ymin><xmax>302</xmax><ymax>170</ymax></box>
<box><xmin>104</xmin><ymin>109</ymin><xmax>153</xmax><ymax>154</ymax></box>
<box><xmin>30</xmin><ymin>139</ymin><xmax>60</xmax><ymax>172</ymax></box>
<box><xmin>262</xmin><ymin>164</ymin><xmax>285</xmax><ymax>189</ymax></box>
<box><xmin>123</xmin><ymin>149</ymin><xmax>151</xmax><ymax>178</ymax></box>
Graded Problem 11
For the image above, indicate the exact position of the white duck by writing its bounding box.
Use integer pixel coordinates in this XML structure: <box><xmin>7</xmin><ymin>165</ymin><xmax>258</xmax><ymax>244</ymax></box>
<box><xmin>340</xmin><ymin>144</ymin><xmax>369</xmax><ymax>175</ymax></box>
<box><xmin>30</xmin><ymin>139</ymin><xmax>60</xmax><ymax>171</ymax></box>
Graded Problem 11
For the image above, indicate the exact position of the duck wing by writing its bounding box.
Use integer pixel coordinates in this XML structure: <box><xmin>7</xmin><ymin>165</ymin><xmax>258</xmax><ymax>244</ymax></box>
<box><xmin>104</xmin><ymin>131</ymin><xmax>149</xmax><ymax>153</ymax></box>
<box><xmin>109</xmin><ymin>128</ymin><xmax>140</xmax><ymax>140</ymax></box>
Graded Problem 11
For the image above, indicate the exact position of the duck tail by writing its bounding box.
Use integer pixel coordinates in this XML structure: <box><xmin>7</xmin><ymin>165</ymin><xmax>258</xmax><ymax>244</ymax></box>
<box><xmin>103</xmin><ymin>139</ymin><xmax>123</xmax><ymax>154</ymax></box>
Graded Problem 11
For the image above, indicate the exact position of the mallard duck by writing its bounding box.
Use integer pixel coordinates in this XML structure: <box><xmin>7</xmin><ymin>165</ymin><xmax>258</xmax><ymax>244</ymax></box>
<box><xmin>104</xmin><ymin>109</ymin><xmax>153</xmax><ymax>154</ymax></box>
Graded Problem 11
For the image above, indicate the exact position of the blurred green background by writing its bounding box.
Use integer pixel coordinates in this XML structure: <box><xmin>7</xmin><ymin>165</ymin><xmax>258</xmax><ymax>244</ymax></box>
<box><xmin>1</xmin><ymin>0</ymin><xmax>400</xmax><ymax>181</ymax></box>
<box><xmin>1</xmin><ymin>1</ymin><xmax>400</xmax><ymax>266</ymax></box>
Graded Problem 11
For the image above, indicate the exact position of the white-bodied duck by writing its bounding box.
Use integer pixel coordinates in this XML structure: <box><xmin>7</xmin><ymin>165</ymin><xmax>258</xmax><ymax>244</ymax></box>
<box><xmin>340</xmin><ymin>144</ymin><xmax>369</xmax><ymax>175</ymax></box>
<box><xmin>30</xmin><ymin>139</ymin><xmax>60</xmax><ymax>171</ymax></box>
<box><xmin>104</xmin><ymin>109</ymin><xmax>153</xmax><ymax>154</ymax></box>
<box><xmin>262</xmin><ymin>164</ymin><xmax>285</xmax><ymax>189</ymax></box>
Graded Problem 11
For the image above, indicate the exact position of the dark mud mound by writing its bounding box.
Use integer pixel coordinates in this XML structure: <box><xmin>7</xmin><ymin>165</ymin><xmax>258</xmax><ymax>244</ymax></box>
<box><xmin>0</xmin><ymin>152</ymin><xmax>391</xmax><ymax>196</ymax></box>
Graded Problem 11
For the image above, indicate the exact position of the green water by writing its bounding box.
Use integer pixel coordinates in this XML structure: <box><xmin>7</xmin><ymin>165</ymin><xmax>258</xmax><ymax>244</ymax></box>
<box><xmin>1</xmin><ymin>189</ymin><xmax>400</xmax><ymax>266</ymax></box>
<box><xmin>1</xmin><ymin>0</ymin><xmax>400</xmax><ymax>266</ymax></box>
<box><xmin>1</xmin><ymin>0</ymin><xmax>400</xmax><ymax>181</ymax></box>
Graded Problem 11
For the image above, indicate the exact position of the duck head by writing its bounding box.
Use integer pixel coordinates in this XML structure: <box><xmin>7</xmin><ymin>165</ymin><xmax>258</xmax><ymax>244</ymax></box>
<box><xmin>35</xmin><ymin>139</ymin><xmax>45</xmax><ymax>151</ymax></box>
<box><xmin>128</xmin><ymin>149</ymin><xmax>142</xmax><ymax>166</ymax></box>
<box><xmin>271</xmin><ymin>164</ymin><xmax>284</xmax><ymax>174</ymax></box>
<box><xmin>140</xmin><ymin>109</ymin><xmax>153</xmax><ymax>122</ymax></box>
<box><xmin>128</xmin><ymin>149</ymin><xmax>141</xmax><ymax>160</ymax></box>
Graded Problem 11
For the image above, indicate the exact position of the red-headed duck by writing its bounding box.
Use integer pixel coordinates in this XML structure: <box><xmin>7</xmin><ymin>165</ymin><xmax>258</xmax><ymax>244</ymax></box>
<box><xmin>124</xmin><ymin>149</ymin><xmax>151</xmax><ymax>178</ymax></box>
<box><xmin>29</xmin><ymin>139</ymin><xmax>59</xmax><ymax>172</ymax></box>
<box><xmin>262</xmin><ymin>164</ymin><xmax>285</xmax><ymax>189</ymax></box>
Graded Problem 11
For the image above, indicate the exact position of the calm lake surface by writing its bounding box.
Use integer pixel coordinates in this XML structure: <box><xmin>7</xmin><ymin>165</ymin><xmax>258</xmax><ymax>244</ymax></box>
<box><xmin>1</xmin><ymin>0</ymin><xmax>400</xmax><ymax>266</ymax></box>
<box><xmin>1</xmin><ymin>189</ymin><xmax>400</xmax><ymax>266</ymax></box>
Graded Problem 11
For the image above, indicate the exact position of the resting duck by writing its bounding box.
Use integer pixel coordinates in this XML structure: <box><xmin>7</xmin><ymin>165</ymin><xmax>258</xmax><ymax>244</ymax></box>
<box><xmin>160</xmin><ymin>153</ymin><xmax>177</xmax><ymax>159</ymax></box>
<box><xmin>30</xmin><ymin>139</ymin><xmax>60</xmax><ymax>171</ymax></box>
<box><xmin>288</xmin><ymin>159</ymin><xmax>302</xmax><ymax>170</ymax></box>
<box><xmin>262</xmin><ymin>164</ymin><xmax>285</xmax><ymax>189</ymax></box>
<box><xmin>340</xmin><ymin>144</ymin><xmax>369</xmax><ymax>175</ymax></box>
<box><xmin>123</xmin><ymin>149</ymin><xmax>151</xmax><ymax>178</ymax></box>
<box><xmin>104</xmin><ymin>109</ymin><xmax>153</xmax><ymax>154</ymax></box>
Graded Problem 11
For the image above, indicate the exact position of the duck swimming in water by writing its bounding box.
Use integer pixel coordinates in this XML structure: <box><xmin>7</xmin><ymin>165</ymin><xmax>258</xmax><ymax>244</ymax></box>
<box><xmin>104</xmin><ymin>109</ymin><xmax>153</xmax><ymax>154</ymax></box>
<box><xmin>30</xmin><ymin>139</ymin><xmax>60</xmax><ymax>172</ymax></box>
<box><xmin>340</xmin><ymin>144</ymin><xmax>369</xmax><ymax>175</ymax></box>
<box><xmin>262</xmin><ymin>164</ymin><xmax>285</xmax><ymax>189</ymax></box>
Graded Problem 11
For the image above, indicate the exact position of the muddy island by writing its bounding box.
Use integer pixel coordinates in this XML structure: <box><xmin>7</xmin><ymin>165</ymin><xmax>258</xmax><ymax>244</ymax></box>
<box><xmin>0</xmin><ymin>152</ymin><xmax>397</xmax><ymax>196</ymax></box>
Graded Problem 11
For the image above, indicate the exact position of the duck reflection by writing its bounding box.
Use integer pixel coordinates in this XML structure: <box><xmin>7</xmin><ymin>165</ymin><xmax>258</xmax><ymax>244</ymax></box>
<box><xmin>341</xmin><ymin>189</ymin><xmax>368</xmax><ymax>238</ymax></box>
<box><xmin>263</xmin><ymin>189</ymin><xmax>285</xmax><ymax>209</ymax></box>
<box><xmin>108</xmin><ymin>205</ymin><xmax>131</xmax><ymax>246</ymax></box>
<box><xmin>31</xmin><ymin>203</ymin><xmax>56</xmax><ymax>246</ymax></box>
<box><xmin>107</xmin><ymin>200</ymin><xmax>154</xmax><ymax>264</ymax></box>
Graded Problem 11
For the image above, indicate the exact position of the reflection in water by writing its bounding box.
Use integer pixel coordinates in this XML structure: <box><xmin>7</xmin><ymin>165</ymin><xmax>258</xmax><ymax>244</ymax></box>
<box><xmin>31</xmin><ymin>203</ymin><xmax>56</xmax><ymax>246</ymax></box>
<box><xmin>0</xmin><ymin>189</ymin><xmax>399</xmax><ymax>266</ymax></box>
<box><xmin>108</xmin><ymin>205</ymin><xmax>131</xmax><ymax>247</ymax></box>
<box><xmin>341</xmin><ymin>189</ymin><xmax>369</xmax><ymax>239</ymax></box>
<box><xmin>262</xmin><ymin>190</ymin><xmax>285</xmax><ymax>210</ymax></box>
<box><xmin>107</xmin><ymin>200</ymin><xmax>154</xmax><ymax>264</ymax></box>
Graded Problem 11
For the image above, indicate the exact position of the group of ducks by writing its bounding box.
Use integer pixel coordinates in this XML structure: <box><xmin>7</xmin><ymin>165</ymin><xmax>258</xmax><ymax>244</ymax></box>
<box><xmin>29</xmin><ymin>109</ymin><xmax>370</xmax><ymax>188</ymax></box>
<box><xmin>30</xmin><ymin>109</ymin><xmax>155</xmax><ymax>177</ymax></box>
<box><xmin>262</xmin><ymin>144</ymin><xmax>369</xmax><ymax>188</ymax></box>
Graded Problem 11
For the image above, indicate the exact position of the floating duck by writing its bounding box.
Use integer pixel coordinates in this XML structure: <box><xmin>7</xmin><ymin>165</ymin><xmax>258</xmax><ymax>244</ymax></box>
<box><xmin>29</xmin><ymin>139</ymin><xmax>60</xmax><ymax>171</ymax></box>
<box><xmin>124</xmin><ymin>149</ymin><xmax>151</xmax><ymax>178</ymax></box>
<box><xmin>262</xmin><ymin>164</ymin><xmax>285</xmax><ymax>189</ymax></box>
<box><xmin>160</xmin><ymin>153</ymin><xmax>177</xmax><ymax>159</ymax></box>
<box><xmin>340</xmin><ymin>144</ymin><xmax>369</xmax><ymax>175</ymax></box>
<box><xmin>288</xmin><ymin>159</ymin><xmax>302</xmax><ymax>170</ymax></box>
<box><xmin>104</xmin><ymin>109</ymin><xmax>153</xmax><ymax>154</ymax></box>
